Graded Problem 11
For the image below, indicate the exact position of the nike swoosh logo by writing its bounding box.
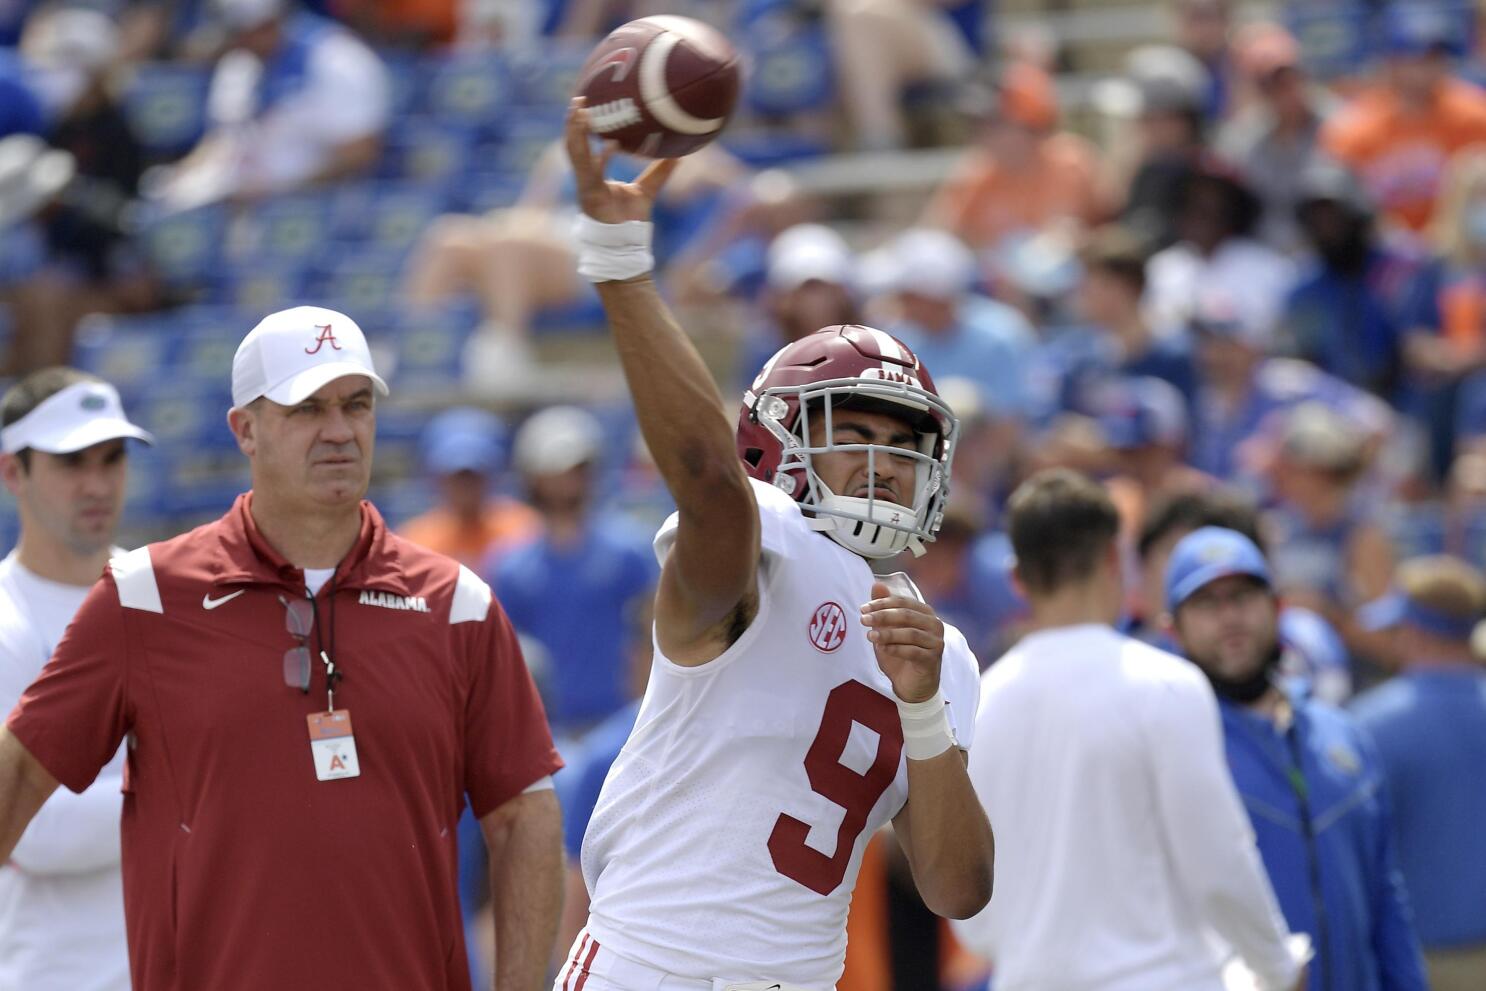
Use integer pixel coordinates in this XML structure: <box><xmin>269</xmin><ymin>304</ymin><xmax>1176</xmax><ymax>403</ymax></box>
<box><xmin>202</xmin><ymin>590</ymin><xmax>245</xmax><ymax>610</ymax></box>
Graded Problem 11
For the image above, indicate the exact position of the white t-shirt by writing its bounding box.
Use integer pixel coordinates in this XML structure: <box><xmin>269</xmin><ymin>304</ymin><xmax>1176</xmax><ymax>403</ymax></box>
<box><xmin>205</xmin><ymin>20</ymin><xmax>389</xmax><ymax>197</ymax></box>
<box><xmin>954</xmin><ymin>624</ymin><xmax>1299</xmax><ymax>991</ymax></box>
<box><xmin>1145</xmin><ymin>237</ymin><xmax>1295</xmax><ymax>337</ymax></box>
<box><xmin>581</xmin><ymin>479</ymin><xmax>980</xmax><ymax>988</ymax></box>
<box><xmin>0</xmin><ymin>551</ymin><xmax>129</xmax><ymax>991</ymax></box>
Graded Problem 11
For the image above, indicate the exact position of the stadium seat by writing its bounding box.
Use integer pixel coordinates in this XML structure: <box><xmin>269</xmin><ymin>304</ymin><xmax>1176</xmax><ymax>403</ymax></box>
<box><xmin>130</xmin><ymin>382</ymin><xmax>237</xmax><ymax>449</ymax></box>
<box><xmin>71</xmin><ymin>313</ymin><xmax>178</xmax><ymax>396</ymax></box>
<box><xmin>207</xmin><ymin>263</ymin><xmax>313</xmax><ymax>312</ymax></box>
<box><xmin>481</xmin><ymin>111</ymin><xmax>564</xmax><ymax>177</ymax></box>
<box><xmin>137</xmin><ymin>204</ymin><xmax>229</xmax><ymax>290</ymax></box>
<box><xmin>423</xmin><ymin>52</ymin><xmax>513</xmax><ymax>133</ymax></box>
<box><xmin>508</xmin><ymin>45</ymin><xmax>591</xmax><ymax>109</ymax></box>
<box><xmin>448</xmin><ymin>170</ymin><xmax>526</xmax><ymax>215</ymax></box>
<box><xmin>311</xmin><ymin>247</ymin><xmax>411</xmax><ymax>315</ymax></box>
<box><xmin>330</xmin><ymin>181</ymin><xmax>449</xmax><ymax>252</ymax></box>
<box><xmin>383</xmin><ymin>54</ymin><xmax>425</xmax><ymax>118</ymax></box>
<box><xmin>735</xmin><ymin>5</ymin><xmax>834</xmax><ymax>118</ymax></box>
<box><xmin>121</xmin><ymin>62</ymin><xmax>212</xmax><ymax>160</ymax></box>
<box><xmin>377</xmin><ymin>117</ymin><xmax>478</xmax><ymax>183</ymax></box>
<box><xmin>235</xmin><ymin>194</ymin><xmax>336</xmax><ymax>264</ymax></box>
<box><xmin>386</xmin><ymin>302</ymin><xmax>481</xmax><ymax>392</ymax></box>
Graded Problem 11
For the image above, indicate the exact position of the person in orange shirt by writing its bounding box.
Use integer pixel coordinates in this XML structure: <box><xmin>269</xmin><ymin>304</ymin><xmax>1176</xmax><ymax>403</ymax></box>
<box><xmin>1322</xmin><ymin>6</ymin><xmax>1486</xmax><ymax>234</ymax></box>
<box><xmin>398</xmin><ymin>406</ymin><xmax>540</xmax><ymax>567</ymax></box>
<box><xmin>924</xmin><ymin>60</ymin><xmax>1103</xmax><ymax>255</ymax></box>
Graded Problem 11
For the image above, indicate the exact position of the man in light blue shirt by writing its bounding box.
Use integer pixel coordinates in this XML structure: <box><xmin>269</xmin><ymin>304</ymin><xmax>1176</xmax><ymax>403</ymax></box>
<box><xmin>1352</xmin><ymin>556</ymin><xmax>1486</xmax><ymax>991</ymax></box>
<box><xmin>879</xmin><ymin>228</ymin><xmax>1036</xmax><ymax>418</ymax></box>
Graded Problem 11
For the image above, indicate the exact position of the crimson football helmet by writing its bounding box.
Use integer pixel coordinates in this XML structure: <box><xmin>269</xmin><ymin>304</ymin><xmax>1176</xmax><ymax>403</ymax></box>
<box><xmin>737</xmin><ymin>325</ymin><xmax>958</xmax><ymax>558</ymax></box>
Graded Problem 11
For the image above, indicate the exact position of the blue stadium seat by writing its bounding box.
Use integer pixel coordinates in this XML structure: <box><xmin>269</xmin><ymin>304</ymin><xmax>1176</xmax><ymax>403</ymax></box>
<box><xmin>530</xmin><ymin>295</ymin><xmax>607</xmax><ymax>336</ymax></box>
<box><xmin>330</xmin><ymin>181</ymin><xmax>449</xmax><ymax>252</ymax></box>
<box><xmin>130</xmin><ymin>382</ymin><xmax>237</xmax><ymax>449</ymax></box>
<box><xmin>423</xmin><ymin>53</ymin><xmax>513</xmax><ymax>132</ymax></box>
<box><xmin>383</xmin><ymin>54</ymin><xmax>425</xmax><ymax>118</ymax></box>
<box><xmin>236</xmin><ymin>194</ymin><xmax>336</xmax><ymax>263</ymax></box>
<box><xmin>71</xmin><ymin>313</ymin><xmax>179</xmax><ymax>395</ymax></box>
<box><xmin>368</xmin><ymin>478</ymin><xmax>435</xmax><ymax>528</ymax></box>
<box><xmin>386</xmin><ymin>303</ymin><xmax>481</xmax><ymax>392</ymax></box>
<box><xmin>508</xmin><ymin>45</ymin><xmax>590</xmax><ymax>108</ymax></box>
<box><xmin>137</xmin><ymin>204</ymin><xmax>229</xmax><ymax>290</ymax></box>
<box><xmin>721</xmin><ymin>131</ymin><xmax>831</xmax><ymax>168</ymax></box>
<box><xmin>482</xmin><ymin>112</ymin><xmax>564</xmax><ymax>176</ymax></box>
<box><xmin>156</xmin><ymin>449</ymin><xmax>250</xmax><ymax>515</ymax></box>
<box><xmin>174</xmin><ymin>326</ymin><xmax>248</xmax><ymax>385</ymax></box>
<box><xmin>736</xmin><ymin>7</ymin><xmax>834</xmax><ymax>117</ymax></box>
<box><xmin>311</xmin><ymin>247</ymin><xmax>410</xmax><ymax>315</ymax></box>
<box><xmin>207</xmin><ymin>262</ymin><xmax>313</xmax><ymax>312</ymax></box>
<box><xmin>448</xmin><ymin>170</ymin><xmax>526</xmax><ymax>215</ymax></box>
<box><xmin>122</xmin><ymin>62</ymin><xmax>212</xmax><ymax>159</ymax></box>
<box><xmin>377</xmin><ymin>117</ymin><xmax>478</xmax><ymax>182</ymax></box>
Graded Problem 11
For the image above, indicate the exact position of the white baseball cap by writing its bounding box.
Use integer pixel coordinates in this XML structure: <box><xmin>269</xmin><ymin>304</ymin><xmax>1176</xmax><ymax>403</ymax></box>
<box><xmin>1</xmin><ymin>379</ymin><xmax>153</xmax><ymax>454</ymax></box>
<box><xmin>231</xmin><ymin>305</ymin><xmax>389</xmax><ymax>409</ymax></box>
<box><xmin>767</xmin><ymin>224</ymin><xmax>854</xmax><ymax>292</ymax></box>
<box><xmin>882</xmin><ymin>228</ymin><xmax>977</xmax><ymax>300</ymax></box>
<box><xmin>216</xmin><ymin>0</ymin><xmax>285</xmax><ymax>31</ymax></box>
<box><xmin>513</xmin><ymin>406</ymin><xmax>603</xmax><ymax>477</ymax></box>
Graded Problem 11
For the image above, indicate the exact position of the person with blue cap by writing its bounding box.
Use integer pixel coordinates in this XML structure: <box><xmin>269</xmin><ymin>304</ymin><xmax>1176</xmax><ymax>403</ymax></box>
<box><xmin>399</xmin><ymin>406</ymin><xmax>539</xmax><ymax>569</ymax></box>
<box><xmin>1166</xmin><ymin>526</ymin><xmax>1428</xmax><ymax>991</ymax></box>
<box><xmin>1351</xmin><ymin>555</ymin><xmax>1486</xmax><ymax>991</ymax></box>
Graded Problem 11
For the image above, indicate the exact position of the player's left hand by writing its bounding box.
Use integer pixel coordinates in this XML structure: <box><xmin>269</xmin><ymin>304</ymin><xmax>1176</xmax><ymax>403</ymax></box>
<box><xmin>861</xmin><ymin>581</ymin><xmax>943</xmax><ymax>704</ymax></box>
<box><xmin>565</xmin><ymin>97</ymin><xmax>678</xmax><ymax>225</ymax></box>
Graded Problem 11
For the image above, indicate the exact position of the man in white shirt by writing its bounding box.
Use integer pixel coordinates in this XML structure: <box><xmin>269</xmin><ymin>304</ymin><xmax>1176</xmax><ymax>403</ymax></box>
<box><xmin>956</xmin><ymin>468</ymin><xmax>1307</xmax><ymax>991</ymax></box>
<box><xmin>149</xmin><ymin>0</ymin><xmax>389</xmax><ymax>209</ymax></box>
<box><xmin>0</xmin><ymin>366</ymin><xmax>153</xmax><ymax>991</ymax></box>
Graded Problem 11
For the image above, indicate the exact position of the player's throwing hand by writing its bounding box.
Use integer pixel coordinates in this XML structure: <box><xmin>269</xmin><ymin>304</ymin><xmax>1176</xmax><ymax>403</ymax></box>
<box><xmin>861</xmin><ymin>580</ymin><xmax>944</xmax><ymax>704</ymax></box>
<box><xmin>565</xmin><ymin>98</ymin><xmax>679</xmax><ymax>225</ymax></box>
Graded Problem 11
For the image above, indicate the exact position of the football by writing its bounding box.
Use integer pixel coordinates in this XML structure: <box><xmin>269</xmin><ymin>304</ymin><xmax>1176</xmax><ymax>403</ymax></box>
<box><xmin>576</xmin><ymin>15</ymin><xmax>742</xmax><ymax>159</ymax></box>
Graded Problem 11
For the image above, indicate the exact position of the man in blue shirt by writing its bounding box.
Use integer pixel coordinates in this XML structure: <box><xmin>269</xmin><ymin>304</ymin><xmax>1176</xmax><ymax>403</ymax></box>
<box><xmin>879</xmin><ymin>227</ymin><xmax>1036</xmax><ymax>420</ymax></box>
<box><xmin>1282</xmin><ymin>161</ymin><xmax>1419</xmax><ymax>401</ymax></box>
<box><xmin>1166</xmin><ymin>527</ymin><xmax>1427</xmax><ymax>991</ymax></box>
<box><xmin>1352</xmin><ymin>556</ymin><xmax>1486</xmax><ymax>991</ymax></box>
<box><xmin>0</xmin><ymin>51</ymin><xmax>44</xmax><ymax>139</ymax></box>
<box><xmin>488</xmin><ymin>406</ymin><xmax>656</xmax><ymax>739</ymax></box>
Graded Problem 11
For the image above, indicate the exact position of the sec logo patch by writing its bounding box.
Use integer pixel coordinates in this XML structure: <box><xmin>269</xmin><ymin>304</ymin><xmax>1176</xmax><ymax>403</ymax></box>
<box><xmin>808</xmin><ymin>601</ymin><xmax>848</xmax><ymax>653</ymax></box>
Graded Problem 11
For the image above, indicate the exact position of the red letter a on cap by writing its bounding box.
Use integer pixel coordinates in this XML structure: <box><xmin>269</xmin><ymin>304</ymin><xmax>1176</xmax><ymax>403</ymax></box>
<box><xmin>306</xmin><ymin>325</ymin><xmax>342</xmax><ymax>355</ymax></box>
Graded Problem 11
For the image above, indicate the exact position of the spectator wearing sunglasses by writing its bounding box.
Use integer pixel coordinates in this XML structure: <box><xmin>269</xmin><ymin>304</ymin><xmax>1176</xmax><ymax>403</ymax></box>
<box><xmin>0</xmin><ymin>306</ymin><xmax>563</xmax><ymax>991</ymax></box>
<box><xmin>0</xmin><ymin>367</ymin><xmax>153</xmax><ymax>991</ymax></box>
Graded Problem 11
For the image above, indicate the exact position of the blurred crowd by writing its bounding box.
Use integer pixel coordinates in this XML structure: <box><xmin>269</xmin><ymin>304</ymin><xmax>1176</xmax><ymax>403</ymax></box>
<box><xmin>5</xmin><ymin>0</ymin><xmax>1486</xmax><ymax>986</ymax></box>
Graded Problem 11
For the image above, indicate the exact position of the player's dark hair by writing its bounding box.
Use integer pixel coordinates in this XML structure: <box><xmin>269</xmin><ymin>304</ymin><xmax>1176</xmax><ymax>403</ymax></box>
<box><xmin>1137</xmin><ymin>488</ymin><xmax>1263</xmax><ymax>560</ymax></box>
<box><xmin>1007</xmin><ymin>469</ymin><xmax>1120</xmax><ymax>595</ymax></box>
<box><xmin>0</xmin><ymin>367</ymin><xmax>101</xmax><ymax>470</ymax></box>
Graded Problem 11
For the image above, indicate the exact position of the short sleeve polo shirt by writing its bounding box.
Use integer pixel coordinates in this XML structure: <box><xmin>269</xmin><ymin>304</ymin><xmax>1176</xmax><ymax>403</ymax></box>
<box><xmin>6</xmin><ymin>493</ymin><xmax>561</xmax><ymax>991</ymax></box>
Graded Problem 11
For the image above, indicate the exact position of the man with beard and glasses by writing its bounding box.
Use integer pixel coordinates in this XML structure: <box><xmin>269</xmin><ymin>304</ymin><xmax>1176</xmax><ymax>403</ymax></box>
<box><xmin>0</xmin><ymin>306</ymin><xmax>563</xmax><ymax>991</ymax></box>
<box><xmin>1165</xmin><ymin>527</ymin><xmax>1427</xmax><ymax>991</ymax></box>
<box><xmin>0</xmin><ymin>367</ymin><xmax>152</xmax><ymax>991</ymax></box>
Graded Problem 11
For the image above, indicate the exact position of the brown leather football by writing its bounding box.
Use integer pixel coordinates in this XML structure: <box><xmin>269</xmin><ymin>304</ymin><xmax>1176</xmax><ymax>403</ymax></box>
<box><xmin>576</xmin><ymin>15</ymin><xmax>742</xmax><ymax>158</ymax></box>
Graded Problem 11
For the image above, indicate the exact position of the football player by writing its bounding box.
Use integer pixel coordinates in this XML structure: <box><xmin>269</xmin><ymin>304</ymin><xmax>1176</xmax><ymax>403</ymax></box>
<box><xmin>553</xmin><ymin>101</ymin><xmax>995</xmax><ymax>991</ymax></box>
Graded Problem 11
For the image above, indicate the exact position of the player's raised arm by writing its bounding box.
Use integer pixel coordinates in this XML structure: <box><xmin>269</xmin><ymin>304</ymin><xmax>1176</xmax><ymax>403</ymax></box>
<box><xmin>563</xmin><ymin>101</ymin><xmax>759</xmax><ymax>664</ymax></box>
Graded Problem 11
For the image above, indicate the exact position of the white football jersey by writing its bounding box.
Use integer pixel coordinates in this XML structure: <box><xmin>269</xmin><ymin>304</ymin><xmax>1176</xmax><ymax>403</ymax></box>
<box><xmin>581</xmin><ymin>479</ymin><xmax>980</xmax><ymax>987</ymax></box>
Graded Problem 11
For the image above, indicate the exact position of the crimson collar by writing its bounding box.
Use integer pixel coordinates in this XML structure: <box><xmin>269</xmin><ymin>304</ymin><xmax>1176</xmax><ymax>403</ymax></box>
<box><xmin>208</xmin><ymin>492</ymin><xmax>413</xmax><ymax>597</ymax></box>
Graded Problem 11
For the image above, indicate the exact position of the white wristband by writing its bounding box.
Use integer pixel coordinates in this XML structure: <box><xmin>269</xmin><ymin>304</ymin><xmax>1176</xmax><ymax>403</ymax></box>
<box><xmin>897</xmin><ymin>689</ymin><xmax>956</xmax><ymax>761</ymax></box>
<box><xmin>574</xmin><ymin>214</ymin><xmax>654</xmax><ymax>283</ymax></box>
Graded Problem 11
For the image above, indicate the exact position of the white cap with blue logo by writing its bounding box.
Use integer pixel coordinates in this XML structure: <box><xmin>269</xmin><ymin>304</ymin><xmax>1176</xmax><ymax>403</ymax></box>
<box><xmin>0</xmin><ymin>380</ymin><xmax>154</xmax><ymax>455</ymax></box>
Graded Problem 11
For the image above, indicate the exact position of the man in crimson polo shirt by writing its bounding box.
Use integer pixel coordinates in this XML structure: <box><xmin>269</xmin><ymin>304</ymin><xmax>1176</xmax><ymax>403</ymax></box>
<box><xmin>0</xmin><ymin>305</ymin><xmax>564</xmax><ymax>991</ymax></box>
